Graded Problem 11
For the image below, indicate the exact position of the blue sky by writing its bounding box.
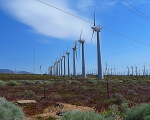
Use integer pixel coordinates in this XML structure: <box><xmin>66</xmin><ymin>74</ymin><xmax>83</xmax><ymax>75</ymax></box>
<box><xmin>0</xmin><ymin>0</ymin><xmax>150</xmax><ymax>75</ymax></box>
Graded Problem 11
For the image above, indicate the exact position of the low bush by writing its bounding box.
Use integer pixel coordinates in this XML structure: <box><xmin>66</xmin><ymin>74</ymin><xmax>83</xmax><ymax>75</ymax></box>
<box><xmin>125</xmin><ymin>103</ymin><xmax>150</xmax><ymax>120</ymax></box>
<box><xmin>60</xmin><ymin>110</ymin><xmax>105</xmax><ymax>120</ymax></box>
<box><xmin>21</xmin><ymin>90</ymin><xmax>35</xmax><ymax>99</ymax></box>
<box><xmin>85</xmin><ymin>79</ymin><xmax>97</xmax><ymax>84</ymax></box>
<box><xmin>6</xmin><ymin>80</ymin><xmax>19</xmax><ymax>86</ymax></box>
<box><xmin>127</xmin><ymin>89</ymin><xmax>137</xmax><ymax>95</ymax></box>
<box><xmin>111</xmin><ymin>93</ymin><xmax>125</xmax><ymax>105</ymax></box>
<box><xmin>65</xmin><ymin>80</ymin><xmax>80</xmax><ymax>84</ymax></box>
<box><xmin>44</xmin><ymin>80</ymin><xmax>53</xmax><ymax>84</ymax></box>
<box><xmin>0</xmin><ymin>80</ymin><xmax>6</xmax><ymax>87</ymax></box>
<box><xmin>0</xmin><ymin>97</ymin><xmax>25</xmax><ymax>120</ymax></box>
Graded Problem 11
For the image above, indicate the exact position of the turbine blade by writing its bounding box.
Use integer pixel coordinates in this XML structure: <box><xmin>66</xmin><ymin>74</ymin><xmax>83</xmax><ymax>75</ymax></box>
<box><xmin>75</xmin><ymin>40</ymin><xmax>77</xmax><ymax>48</ymax></box>
<box><xmin>91</xmin><ymin>30</ymin><xmax>94</xmax><ymax>44</ymax></box>
<box><xmin>94</xmin><ymin>8</ymin><xmax>96</xmax><ymax>26</ymax></box>
<box><xmin>76</xmin><ymin>50</ymin><xmax>78</xmax><ymax>61</ymax></box>
<box><xmin>79</xmin><ymin>42</ymin><xmax>81</xmax><ymax>58</ymax></box>
<box><xmin>80</xmin><ymin>29</ymin><xmax>83</xmax><ymax>40</ymax></box>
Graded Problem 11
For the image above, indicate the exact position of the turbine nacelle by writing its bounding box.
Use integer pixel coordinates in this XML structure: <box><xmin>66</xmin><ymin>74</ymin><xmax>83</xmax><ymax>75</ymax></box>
<box><xmin>78</xmin><ymin>39</ymin><xmax>85</xmax><ymax>43</ymax></box>
<box><xmin>62</xmin><ymin>55</ymin><xmax>66</xmax><ymax>58</ymax></box>
<box><xmin>91</xmin><ymin>26</ymin><xmax>102</xmax><ymax>32</ymax></box>
<box><xmin>66</xmin><ymin>51</ymin><xmax>70</xmax><ymax>55</ymax></box>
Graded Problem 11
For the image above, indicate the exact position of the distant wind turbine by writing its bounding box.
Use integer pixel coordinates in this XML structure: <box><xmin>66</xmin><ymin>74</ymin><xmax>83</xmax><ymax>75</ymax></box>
<box><xmin>52</xmin><ymin>61</ymin><xmax>56</xmax><ymax>76</ymax></box>
<box><xmin>62</xmin><ymin>53</ymin><xmax>66</xmax><ymax>76</ymax></box>
<box><xmin>50</xmin><ymin>66</ymin><xmax>53</xmax><ymax>76</ymax></box>
<box><xmin>40</xmin><ymin>65</ymin><xmax>42</xmax><ymax>75</ymax></box>
<box><xmin>72</xmin><ymin>41</ymin><xmax>78</xmax><ymax>77</ymax></box>
<box><xmin>60</xmin><ymin>56</ymin><xmax>63</xmax><ymax>76</ymax></box>
<box><xmin>66</xmin><ymin>46</ymin><xmax>70</xmax><ymax>77</ymax></box>
<box><xmin>58</xmin><ymin>59</ymin><xmax>60</xmax><ymax>76</ymax></box>
<box><xmin>55</xmin><ymin>59</ymin><xmax>58</xmax><ymax>76</ymax></box>
<box><xmin>91</xmin><ymin>9</ymin><xmax>103</xmax><ymax>79</ymax></box>
<box><xmin>78</xmin><ymin>29</ymin><xmax>86</xmax><ymax>78</ymax></box>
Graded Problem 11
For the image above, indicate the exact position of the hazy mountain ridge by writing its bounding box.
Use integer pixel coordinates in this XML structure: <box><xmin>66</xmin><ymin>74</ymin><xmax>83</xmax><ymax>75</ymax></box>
<box><xmin>0</xmin><ymin>69</ymin><xmax>32</xmax><ymax>74</ymax></box>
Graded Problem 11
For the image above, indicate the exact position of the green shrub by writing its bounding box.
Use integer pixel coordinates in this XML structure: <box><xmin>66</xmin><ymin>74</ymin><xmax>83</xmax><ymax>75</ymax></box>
<box><xmin>121</xmin><ymin>102</ymin><xmax>128</xmax><ymax>113</ymax></box>
<box><xmin>60</xmin><ymin>110</ymin><xmax>105</xmax><ymax>120</ymax></box>
<box><xmin>111</xmin><ymin>93</ymin><xmax>125</xmax><ymax>105</ymax></box>
<box><xmin>125</xmin><ymin>103</ymin><xmax>150</xmax><ymax>120</ymax></box>
<box><xmin>44</xmin><ymin>80</ymin><xmax>53</xmax><ymax>85</ymax></box>
<box><xmin>0</xmin><ymin>80</ymin><xmax>6</xmax><ymax>87</ymax></box>
<box><xmin>96</xmin><ymin>80</ymin><xmax>107</xmax><ymax>84</ymax></box>
<box><xmin>21</xmin><ymin>90</ymin><xmax>35</xmax><ymax>99</ymax></box>
<box><xmin>0</xmin><ymin>97</ymin><xmax>25</xmax><ymax>119</ymax></box>
<box><xmin>86</xmin><ymin>79</ymin><xmax>97</xmax><ymax>84</ymax></box>
<box><xmin>127</xmin><ymin>89</ymin><xmax>137</xmax><ymax>95</ymax></box>
<box><xmin>6</xmin><ymin>80</ymin><xmax>19</xmax><ymax>86</ymax></box>
<box><xmin>23</xmin><ymin>80</ymin><xmax>35</xmax><ymax>85</ymax></box>
<box><xmin>144</xmin><ymin>115</ymin><xmax>150</xmax><ymax>120</ymax></box>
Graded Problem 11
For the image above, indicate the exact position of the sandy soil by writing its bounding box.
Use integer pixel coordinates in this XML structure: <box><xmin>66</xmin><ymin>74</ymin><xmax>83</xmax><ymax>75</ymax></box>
<box><xmin>25</xmin><ymin>102</ymin><xmax>97</xmax><ymax>120</ymax></box>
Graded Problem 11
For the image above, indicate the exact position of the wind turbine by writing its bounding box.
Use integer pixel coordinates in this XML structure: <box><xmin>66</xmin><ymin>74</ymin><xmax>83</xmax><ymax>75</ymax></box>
<box><xmin>52</xmin><ymin>61</ymin><xmax>56</xmax><ymax>76</ymax></box>
<box><xmin>40</xmin><ymin>65</ymin><xmax>42</xmax><ymax>75</ymax></box>
<box><xmin>50</xmin><ymin>66</ymin><xmax>53</xmax><ymax>76</ymax></box>
<box><xmin>127</xmin><ymin>66</ymin><xmax>130</xmax><ymax>76</ymax></box>
<box><xmin>135</xmin><ymin>66</ymin><xmax>138</xmax><ymax>76</ymax></box>
<box><xmin>78</xmin><ymin>29</ymin><xmax>86</xmax><ymax>78</ymax></box>
<box><xmin>62</xmin><ymin>52</ymin><xmax>66</xmax><ymax>76</ymax></box>
<box><xmin>48</xmin><ymin>67</ymin><xmax>50</xmax><ymax>75</ymax></box>
<box><xmin>91</xmin><ymin>9</ymin><xmax>103</xmax><ymax>79</ymax></box>
<box><xmin>72</xmin><ymin>41</ymin><xmax>78</xmax><ymax>77</ymax></box>
<box><xmin>66</xmin><ymin>46</ymin><xmax>70</xmax><ymax>77</ymax></box>
<box><xmin>131</xmin><ymin>66</ymin><xmax>133</xmax><ymax>76</ymax></box>
<box><xmin>55</xmin><ymin>59</ymin><xmax>59</xmax><ymax>76</ymax></box>
<box><xmin>60</xmin><ymin>56</ymin><xmax>63</xmax><ymax>76</ymax></box>
<box><xmin>58</xmin><ymin>59</ymin><xmax>60</xmax><ymax>76</ymax></box>
<box><xmin>143</xmin><ymin>64</ymin><xmax>146</xmax><ymax>76</ymax></box>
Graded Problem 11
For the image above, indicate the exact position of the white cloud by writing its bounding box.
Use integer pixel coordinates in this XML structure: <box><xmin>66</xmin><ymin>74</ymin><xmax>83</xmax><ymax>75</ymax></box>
<box><xmin>0</xmin><ymin>0</ymin><xmax>97</xmax><ymax>43</ymax></box>
<box><xmin>38</xmin><ymin>39</ymin><xmax>51</xmax><ymax>44</ymax></box>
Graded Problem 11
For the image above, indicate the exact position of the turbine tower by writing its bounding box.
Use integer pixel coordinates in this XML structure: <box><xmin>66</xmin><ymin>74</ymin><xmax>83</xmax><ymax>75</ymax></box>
<box><xmin>78</xmin><ymin>29</ymin><xmax>86</xmax><ymax>78</ymax></box>
<box><xmin>50</xmin><ymin>66</ymin><xmax>53</xmax><ymax>76</ymax></box>
<box><xmin>52</xmin><ymin>62</ymin><xmax>56</xmax><ymax>76</ymax></box>
<box><xmin>131</xmin><ymin>66</ymin><xmax>133</xmax><ymax>76</ymax></box>
<box><xmin>55</xmin><ymin>59</ymin><xmax>58</xmax><ymax>76</ymax></box>
<box><xmin>40</xmin><ymin>65</ymin><xmax>42</xmax><ymax>75</ymax></box>
<box><xmin>58</xmin><ymin>59</ymin><xmax>60</xmax><ymax>76</ymax></box>
<box><xmin>72</xmin><ymin>41</ymin><xmax>78</xmax><ymax>77</ymax></box>
<box><xmin>127</xmin><ymin>66</ymin><xmax>130</xmax><ymax>76</ymax></box>
<box><xmin>62</xmin><ymin>53</ymin><xmax>66</xmax><ymax>76</ymax></box>
<box><xmin>91</xmin><ymin>9</ymin><xmax>103</xmax><ymax>79</ymax></box>
<box><xmin>66</xmin><ymin>47</ymin><xmax>70</xmax><ymax>77</ymax></box>
<box><xmin>60</xmin><ymin>57</ymin><xmax>63</xmax><ymax>76</ymax></box>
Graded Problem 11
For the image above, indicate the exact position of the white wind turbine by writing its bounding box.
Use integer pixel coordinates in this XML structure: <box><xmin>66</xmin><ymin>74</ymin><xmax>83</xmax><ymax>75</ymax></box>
<box><xmin>50</xmin><ymin>66</ymin><xmax>53</xmax><ymax>76</ymax></box>
<box><xmin>48</xmin><ymin>67</ymin><xmax>50</xmax><ymax>75</ymax></box>
<box><xmin>52</xmin><ymin>61</ymin><xmax>56</xmax><ymax>76</ymax></box>
<box><xmin>40</xmin><ymin>65</ymin><xmax>42</xmax><ymax>75</ymax></box>
<box><xmin>57</xmin><ymin>59</ymin><xmax>60</xmax><ymax>76</ymax></box>
<box><xmin>62</xmin><ymin>53</ymin><xmax>66</xmax><ymax>76</ymax></box>
<box><xmin>60</xmin><ymin>56</ymin><xmax>63</xmax><ymax>76</ymax></box>
<box><xmin>78</xmin><ymin>29</ymin><xmax>86</xmax><ymax>78</ymax></box>
<box><xmin>72</xmin><ymin>41</ymin><xmax>78</xmax><ymax>78</ymax></box>
<box><xmin>66</xmin><ymin>46</ymin><xmax>70</xmax><ymax>77</ymax></box>
<box><xmin>91</xmin><ymin>9</ymin><xmax>103</xmax><ymax>79</ymax></box>
<box><xmin>55</xmin><ymin>59</ymin><xmax>59</xmax><ymax>76</ymax></box>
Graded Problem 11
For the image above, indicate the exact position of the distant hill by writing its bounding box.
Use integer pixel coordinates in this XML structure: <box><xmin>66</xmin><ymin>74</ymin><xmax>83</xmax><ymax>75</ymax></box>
<box><xmin>0</xmin><ymin>69</ymin><xmax>32</xmax><ymax>74</ymax></box>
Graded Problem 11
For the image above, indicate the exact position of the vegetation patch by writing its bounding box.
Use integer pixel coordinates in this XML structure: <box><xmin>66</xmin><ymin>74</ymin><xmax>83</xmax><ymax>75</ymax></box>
<box><xmin>0</xmin><ymin>80</ymin><xmax>6</xmax><ymax>87</ymax></box>
<box><xmin>0</xmin><ymin>97</ymin><xmax>25</xmax><ymax>120</ymax></box>
<box><xmin>6</xmin><ymin>80</ymin><xmax>19</xmax><ymax>86</ymax></box>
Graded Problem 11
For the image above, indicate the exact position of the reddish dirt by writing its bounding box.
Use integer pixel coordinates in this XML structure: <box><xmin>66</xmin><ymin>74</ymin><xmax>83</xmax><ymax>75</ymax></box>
<box><xmin>0</xmin><ymin>78</ymin><xmax>150</xmax><ymax>119</ymax></box>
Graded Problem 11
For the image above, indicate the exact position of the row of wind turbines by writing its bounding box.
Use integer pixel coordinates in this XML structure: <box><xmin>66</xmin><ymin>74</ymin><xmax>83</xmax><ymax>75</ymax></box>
<box><xmin>49</xmin><ymin>31</ymin><xmax>86</xmax><ymax>78</ymax></box>
<box><xmin>48</xmin><ymin>10</ymin><xmax>104</xmax><ymax>79</ymax></box>
<box><xmin>87</xmin><ymin>64</ymin><xmax>150</xmax><ymax>76</ymax></box>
